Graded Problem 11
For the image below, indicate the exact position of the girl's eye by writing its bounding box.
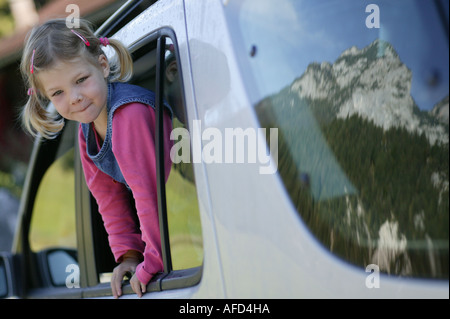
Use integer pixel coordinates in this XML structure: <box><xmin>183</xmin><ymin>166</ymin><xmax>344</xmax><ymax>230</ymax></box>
<box><xmin>77</xmin><ymin>76</ymin><xmax>88</xmax><ymax>84</ymax></box>
<box><xmin>52</xmin><ymin>90</ymin><xmax>63</xmax><ymax>97</ymax></box>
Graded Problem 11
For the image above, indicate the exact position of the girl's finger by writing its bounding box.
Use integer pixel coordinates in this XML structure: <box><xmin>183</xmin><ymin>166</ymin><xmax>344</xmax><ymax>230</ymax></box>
<box><xmin>111</xmin><ymin>270</ymin><xmax>124</xmax><ymax>298</ymax></box>
<box><xmin>111</xmin><ymin>276</ymin><xmax>120</xmax><ymax>298</ymax></box>
<box><xmin>132</xmin><ymin>281</ymin><xmax>142</xmax><ymax>298</ymax></box>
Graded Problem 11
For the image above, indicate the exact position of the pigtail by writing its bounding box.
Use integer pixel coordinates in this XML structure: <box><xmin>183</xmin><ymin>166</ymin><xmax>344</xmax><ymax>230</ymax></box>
<box><xmin>107</xmin><ymin>38</ymin><xmax>133</xmax><ymax>82</ymax></box>
<box><xmin>20</xmin><ymin>23</ymin><xmax>66</xmax><ymax>140</ymax></box>
<box><xmin>21</xmin><ymin>92</ymin><xmax>65</xmax><ymax>139</ymax></box>
<box><xmin>74</xmin><ymin>19</ymin><xmax>133</xmax><ymax>81</ymax></box>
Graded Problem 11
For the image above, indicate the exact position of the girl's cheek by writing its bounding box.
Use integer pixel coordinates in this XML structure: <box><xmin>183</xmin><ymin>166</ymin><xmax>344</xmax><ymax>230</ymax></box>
<box><xmin>53</xmin><ymin>100</ymin><xmax>68</xmax><ymax>117</ymax></box>
<box><xmin>54</xmin><ymin>105</ymin><xmax>65</xmax><ymax>117</ymax></box>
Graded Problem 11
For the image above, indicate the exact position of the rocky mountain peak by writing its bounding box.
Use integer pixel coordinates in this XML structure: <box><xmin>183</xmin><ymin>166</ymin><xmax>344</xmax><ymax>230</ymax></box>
<box><xmin>290</xmin><ymin>39</ymin><xmax>448</xmax><ymax>145</ymax></box>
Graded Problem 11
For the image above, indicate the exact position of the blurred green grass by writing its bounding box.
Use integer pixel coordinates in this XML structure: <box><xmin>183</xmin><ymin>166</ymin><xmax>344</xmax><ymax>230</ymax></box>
<box><xmin>29</xmin><ymin>150</ymin><xmax>76</xmax><ymax>251</ymax></box>
<box><xmin>166</xmin><ymin>165</ymin><xmax>203</xmax><ymax>270</ymax></box>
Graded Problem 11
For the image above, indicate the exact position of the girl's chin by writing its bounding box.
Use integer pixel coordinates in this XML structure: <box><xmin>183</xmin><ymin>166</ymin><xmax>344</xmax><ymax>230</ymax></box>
<box><xmin>74</xmin><ymin>110</ymin><xmax>100</xmax><ymax>124</ymax></box>
<box><xmin>74</xmin><ymin>116</ymin><xmax>97</xmax><ymax>125</ymax></box>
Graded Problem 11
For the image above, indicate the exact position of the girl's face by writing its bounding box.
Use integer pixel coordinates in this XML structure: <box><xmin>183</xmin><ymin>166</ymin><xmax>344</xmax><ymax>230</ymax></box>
<box><xmin>38</xmin><ymin>55</ymin><xmax>110</xmax><ymax>125</ymax></box>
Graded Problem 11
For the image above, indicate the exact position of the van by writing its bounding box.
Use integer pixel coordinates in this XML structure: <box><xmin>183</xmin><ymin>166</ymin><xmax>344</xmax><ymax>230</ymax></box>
<box><xmin>1</xmin><ymin>0</ymin><xmax>448</xmax><ymax>299</ymax></box>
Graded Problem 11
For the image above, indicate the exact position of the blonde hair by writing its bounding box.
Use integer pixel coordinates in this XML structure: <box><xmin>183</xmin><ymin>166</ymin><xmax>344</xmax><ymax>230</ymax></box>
<box><xmin>20</xmin><ymin>18</ymin><xmax>133</xmax><ymax>139</ymax></box>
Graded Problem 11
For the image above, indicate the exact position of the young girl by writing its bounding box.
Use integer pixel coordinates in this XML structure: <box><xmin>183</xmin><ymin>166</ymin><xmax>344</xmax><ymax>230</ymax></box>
<box><xmin>20</xmin><ymin>18</ymin><xmax>173</xmax><ymax>298</ymax></box>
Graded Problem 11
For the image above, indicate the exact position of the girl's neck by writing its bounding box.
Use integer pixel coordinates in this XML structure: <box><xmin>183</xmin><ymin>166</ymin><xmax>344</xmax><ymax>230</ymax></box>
<box><xmin>93</xmin><ymin>107</ymin><xmax>108</xmax><ymax>143</ymax></box>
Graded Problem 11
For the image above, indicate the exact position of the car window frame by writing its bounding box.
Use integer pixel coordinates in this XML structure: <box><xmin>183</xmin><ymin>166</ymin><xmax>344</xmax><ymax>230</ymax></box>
<box><xmin>76</xmin><ymin>27</ymin><xmax>202</xmax><ymax>298</ymax></box>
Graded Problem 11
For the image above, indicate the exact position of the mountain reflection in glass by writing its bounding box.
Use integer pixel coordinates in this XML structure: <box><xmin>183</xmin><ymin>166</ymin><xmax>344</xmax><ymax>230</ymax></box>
<box><xmin>229</xmin><ymin>0</ymin><xmax>449</xmax><ymax>278</ymax></box>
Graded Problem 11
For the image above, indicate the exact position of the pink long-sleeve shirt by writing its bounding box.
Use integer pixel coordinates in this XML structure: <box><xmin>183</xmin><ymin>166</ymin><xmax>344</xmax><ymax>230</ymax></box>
<box><xmin>78</xmin><ymin>102</ymin><xmax>173</xmax><ymax>285</ymax></box>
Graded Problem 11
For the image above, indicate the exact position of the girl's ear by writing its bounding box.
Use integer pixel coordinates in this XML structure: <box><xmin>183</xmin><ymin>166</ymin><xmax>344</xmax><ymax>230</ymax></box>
<box><xmin>98</xmin><ymin>54</ymin><xmax>110</xmax><ymax>78</ymax></box>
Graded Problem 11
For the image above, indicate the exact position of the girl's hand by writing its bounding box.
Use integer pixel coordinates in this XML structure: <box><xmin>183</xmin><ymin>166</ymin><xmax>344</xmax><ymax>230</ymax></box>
<box><xmin>130</xmin><ymin>273</ymin><xmax>147</xmax><ymax>298</ymax></box>
<box><xmin>111</xmin><ymin>250</ymin><xmax>141</xmax><ymax>298</ymax></box>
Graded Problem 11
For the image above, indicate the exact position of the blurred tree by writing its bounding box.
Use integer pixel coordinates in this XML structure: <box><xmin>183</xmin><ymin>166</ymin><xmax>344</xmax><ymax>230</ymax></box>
<box><xmin>0</xmin><ymin>0</ymin><xmax>14</xmax><ymax>38</ymax></box>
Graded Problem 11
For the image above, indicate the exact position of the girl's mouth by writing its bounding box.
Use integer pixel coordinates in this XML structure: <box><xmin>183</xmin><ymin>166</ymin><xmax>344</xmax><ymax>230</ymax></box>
<box><xmin>78</xmin><ymin>103</ymin><xmax>91</xmax><ymax>113</ymax></box>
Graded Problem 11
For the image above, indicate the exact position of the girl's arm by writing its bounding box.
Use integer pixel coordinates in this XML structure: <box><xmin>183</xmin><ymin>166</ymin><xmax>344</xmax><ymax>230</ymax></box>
<box><xmin>112</xmin><ymin>102</ymin><xmax>173</xmax><ymax>286</ymax></box>
<box><xmin>78</xmin><ymin>126</ymin><xmax>146</xmax><ymax>261</ymax></box>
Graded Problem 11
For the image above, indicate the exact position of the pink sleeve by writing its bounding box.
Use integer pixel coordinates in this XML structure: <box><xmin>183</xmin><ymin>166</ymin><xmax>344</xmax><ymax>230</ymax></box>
<box><xmin>112</xmin><ymin>102</ymin><xmax>173</xmax><ymax>285</ymax></box>
<box><xmin>78</xmin><ymin>125</ymin><xmax>145</xmax><ymax>262</ymax></box>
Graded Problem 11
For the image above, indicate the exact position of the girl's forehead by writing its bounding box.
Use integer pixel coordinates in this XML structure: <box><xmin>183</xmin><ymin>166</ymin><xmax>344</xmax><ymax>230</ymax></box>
<box><xmin>46</xmin><ymin>57</ymin><xmax>93</xmax><ymax>72</ymax></box>
<box><xmin>39</xmin><ymin>57</ymin><xmax>102</xmax><ymax>82</ymax></box>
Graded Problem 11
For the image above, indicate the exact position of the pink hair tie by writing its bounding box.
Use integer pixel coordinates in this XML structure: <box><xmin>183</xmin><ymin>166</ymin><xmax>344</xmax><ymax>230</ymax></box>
<box><xmin>27</xmin><ymin>88</ymin><xmax>35</xmax><ymax>96</ymax></box>
<box><xmin>30</xmin><ymin>49</ymin><xmax>36</xmax><ymax>74</ymax></box>
<box><xmin>71</xmin><ymin>29</ymin><xmax>90</xmax><ymax>46</ymax></box>
<box><xmin>99</xmin><ymin>37</ymin><xmax>109</xmax><ymax>47</ymax></box>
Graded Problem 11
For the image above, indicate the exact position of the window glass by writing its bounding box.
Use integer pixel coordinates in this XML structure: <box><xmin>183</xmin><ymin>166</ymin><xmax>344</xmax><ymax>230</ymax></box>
<box><xmin>166</xmin><ymin>119</ymin><xmax>203</xmax><ymax>270</ymax></box>
<box><xmin>164</xmin><ymin>39</ymin><xmax>203</xmax><ymax>270</ymax></box>
<box><xmin>227</xmin><ymin>0</ymin><xmax>449</xmax><ymax>279</ymax></box>
<box><xmin>0</xmin><ymin>259</ymin><xmax>7</xmax><ymax>297</ymax></box>
<box><xmin>29</xmin><ymin>147</ymin><xmax>76</xmax><ymax>252</ymax></box>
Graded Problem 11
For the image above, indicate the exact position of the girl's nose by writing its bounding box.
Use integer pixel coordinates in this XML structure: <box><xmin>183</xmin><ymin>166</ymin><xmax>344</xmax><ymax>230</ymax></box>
<box><xmin>70</xmin><ymin>91</ymin><xmax>83</xmax><ymax>104</ymax></box>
